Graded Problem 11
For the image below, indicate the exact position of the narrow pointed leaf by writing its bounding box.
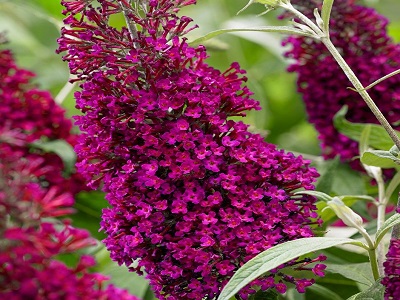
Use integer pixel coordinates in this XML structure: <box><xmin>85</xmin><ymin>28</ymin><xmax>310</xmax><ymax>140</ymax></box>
<box><xmin>385</xmin><ymin>171</ymin><xmax>400</xmax><ymax>201</ymax></box>
<box><xmin>339</xmin><ymin>195</ymin><xmax>376</xmax><ymax>203</ymax></box>
<box><xmin>313</xmin><ymin>8</ymin><xmax>324</xmax><ymax>31</ymax></box>
<box><xmin>316</xmin><ymin>157</ymin><xmax>340</xmax><ymax>193</ymax></box>
<box><xmin>346</xmin><ymin>280</ymin><xmax>385</xmax><ymax>300</ymax></box>
<box><xmin>217</xmin><ymin>237</ymin><xmax>365</xmax><ymax>300</ymax></box>
<box><xmin>295</xmin><ymin>190</ymin><xmax>333</xmax><ymax>202</ymax></box>
<box><xmin>326</xmin><ymin>263</ymin><xmax>375</xmax><ymax>287</ymax></box>
<box><xmin>321</xmin><ymin>0</ymin><xmax>334</xmax><ymax>34</ymax></box>
<box><xmin>375</xmin><ymin>213</ymin><xmax>400</xmax><ymax>246</ymax></box>
<box><xmin>361</xmin><ymin>150</ymin><xmax>400</xmax><ymax>169</ymax></box>
<box><xmin>189</xmin><ymin>26</ymin><xmax>315</xmax><ymax>46</ymax></box>
<box><xmin>308</xmin><ymin>284</ymin><xmax>343</xmax><ymax>300</ymax></box>
<box><xmin>359</xmin><ymin>125</ymin><xmax>372</xmax><ymax>156</ymax></box>
<box><xmin>333</xmin><ymin>106</ymin><xmax>398</xmax><ymax>150</ymax></box>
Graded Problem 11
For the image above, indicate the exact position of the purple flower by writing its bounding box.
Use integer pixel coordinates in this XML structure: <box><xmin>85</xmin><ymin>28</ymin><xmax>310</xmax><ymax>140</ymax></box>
<box><xmin>283</xmin><ymin>0</ymin><xmax>400</xmax><ymax>169</ymax></box>
<box><xmin>0</xmin><ymin>45</ymin><xmax>141</xmax><ymax>300</ymax></box>
<box><xmin>382</xmin><ymin>238</ymin><xmax>400</xmax><ymax>300</ymax></box>
<box><xmin>0</xmin><ymin>47</ymin><xmax>86</xmax><ymax>196</ymax></box>
<box><xmin>58</xmin><ymin>1</ymin><xmax>323</xmax><ymax>298</ymax></box>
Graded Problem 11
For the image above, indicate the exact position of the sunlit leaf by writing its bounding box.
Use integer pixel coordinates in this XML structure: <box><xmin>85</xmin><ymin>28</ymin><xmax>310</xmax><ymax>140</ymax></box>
<box><xmin>375</xmin><ymin>213</ymin><xmax>400</xmax><ymax>246</ymax></box>
<box><xmin>333</xmin><ymin>106</ymin><xmax>397</xmax><ymax>150</ymax></box>
<box><xmin>359</xmin><ymin>125</ymin><xmax>372</xmax><ymax>156</ymax></box>
<box><xmin>217</xmin><ymin>237</ymin><xmax>366</xmax><ymax>300</ymax></box>
<box><xmin>384</xmin><ymin>170</ymin><xmax>400</xmax><ymax>201</ymax></box>
<box><xmin>321</xmin><ymin>0</ymin><xmax>334</xmax><ymax>34</ymax></box>
<box><xmin>316</xmin><ymin>156</ymin><xmax>340</xmax><ymax>193</ymax></box>
<box><xmin>326</xmin><ymin>263</ymin><xmax>374</xmax><ymax>288</ymax></box>
<box><xmin>346</xmin><ymin>280</ymin><xmax>385</xmax><ymax>300</ymax></box>
<box><xmin>361</xmin><ymin>150</ymin><xmax>400</xmax><ymax>169</ymax></box>
<box><xmin>94</xmin><ymin>246</ymin><xmax>152</xmax><ymax>298</ymax></box>
<box><xmin>331</xmin><ymin>163</ymin><xmax>366</xmax><ymax>195</ymax></box>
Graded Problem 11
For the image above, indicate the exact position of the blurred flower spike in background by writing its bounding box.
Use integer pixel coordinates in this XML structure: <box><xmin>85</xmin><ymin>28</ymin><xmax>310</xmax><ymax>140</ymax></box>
<box><xmin>284</xmin><ymin>0</ymin><xmax>400</xmax><ymax>169</ymax></box>
<box><xmin>0</xmin><ymin>45</ymin><xmax>140</xmax><ymax>300</ymax></box>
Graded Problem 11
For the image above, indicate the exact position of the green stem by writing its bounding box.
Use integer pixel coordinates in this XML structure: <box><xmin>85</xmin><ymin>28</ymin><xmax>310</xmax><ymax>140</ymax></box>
<box><xmin>374</xmin><ymin>172</ymin><xmax>386</xmax><ymax>230</ymax></box>
<box><xmin>392</xmin><ymin>194</ymin><xmax>400</xmax><ymax>240</ymax></box>
<box><xmin>376</xmin><ymin>173</ymin><xmax>387</xmax><ymax>275</ymax></box>
<box><xmin>321</xmin><ymin>25</ymin><xmax>394</xmax><ymax>280</ymax></box>
<box><xmin>282</xmin><ymin>2</ymin><xmax>324</xmax><ymax>37</ymax></box>
<box><xmin>368</xmin><ymin>248</ymin><xmax>381</xmax><ymax>281</ymax></box>
<box><xmin>321</xmin><ymin>37</ymin><xmax>400</xmax><ymax>150</ymax></box>
<box><xmin>118</xmin><ymin>0</ymin><xmax>139</xmax><ymax>48</ymax></box>
<box><xmin>55</xmin><ymin>77</ymin><xmax>76</xmax><ymax>104</ymax></box>
<box><xmin>320</xmin><ymin>36</ymin><xmax>398</xmax><ymax>276</ymax></box>
<box><xmin>363</xmin><ymin>68</ymin><xmax>400</xmax><ymax>91</ymax></box>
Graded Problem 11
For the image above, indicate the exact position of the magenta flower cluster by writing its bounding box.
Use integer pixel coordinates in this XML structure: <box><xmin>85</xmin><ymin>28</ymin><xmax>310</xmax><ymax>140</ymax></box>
<box><xmin>0</xmin><ymin>47</ymin><xmax>88</xmax><ymax>196</ymax></box>
<box><xmin>382</xmin><ymin>238</ymin><xmax>400</xmax><ymax>300</ymax></box>
<box><xmin>58</xmin><ymin>0</ymin><xmax>324</xmax><ymax>299</ymax></box>
<box><xmin>283</xmin><ymin>0</ymin><xmax>400</xmax><ymax>167</ymax></box>
<box><xmin>0</xmin><ymin>47</ymin><xmax>140</xmax><ymax>300</ymax></box>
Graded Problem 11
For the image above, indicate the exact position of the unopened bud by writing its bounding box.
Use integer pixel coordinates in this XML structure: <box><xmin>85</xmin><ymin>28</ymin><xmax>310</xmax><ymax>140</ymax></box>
<box><xmin>326</xmin><ymin>197</ymin><xmax>364</xmax><ymax>230</ymax></box>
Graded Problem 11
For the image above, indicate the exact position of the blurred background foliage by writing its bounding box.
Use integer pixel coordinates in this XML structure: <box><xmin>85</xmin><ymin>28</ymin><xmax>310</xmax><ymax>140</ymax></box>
<box><xmin>1</xmin><ymin>0</ymin><xmax>400</xmax><ymax>299</ymax></box>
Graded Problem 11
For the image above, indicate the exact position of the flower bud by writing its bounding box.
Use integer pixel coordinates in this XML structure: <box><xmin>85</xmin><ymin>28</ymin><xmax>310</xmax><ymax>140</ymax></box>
<box><xmin>326</xmin><ymin>197</ymin><xmax>364</xmax><ymax>230</ymax></box>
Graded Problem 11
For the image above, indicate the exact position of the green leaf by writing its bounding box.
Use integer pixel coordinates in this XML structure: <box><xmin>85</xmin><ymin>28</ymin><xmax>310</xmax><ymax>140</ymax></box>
<box><xmin>313</xmin><ymin>8</ymin><xmax>324</xmax><ymax>31</ymax></box>
<box><xmin>340</xmin><ymin>195</ymin><xmax>376</xmax><ymax>203</ymax></box>
<box><xmin>308</xmin><ymin>283</ymin><xmax>343</xmax><ymax>300</ymax></box>
<box><xmin>217</xmin><ymin>237</ymin><xmax>366</xmax><ymax>300</ymax></box>
<box><xmin>359</xmin><ymin>125</ymin><xmax>372</xmax><ymax>156</ymax></box>
<box><xmin>385</xmin><ymin>171</ymin><xmax>400</xmax><ymax>201</ymax></box>
<box><xmin>322</xmin><ymin>247</ymin><xmax>368</xmax><ymax>264</ymax></box>
<box><xmin>331</xmin><ymin>163</ymin><xmax>366</xmax><ymax>195</ymax></box>
<box><xmin>326</xmin><ymin>263</ymin><xmax>374</xmax><ymax>288</ymax></box>
<box><xmin>284</xmin><ymin>287</ymin><xmax>305</xmax><ymax>300</ymax></box>
<box><xmin>321</xmin><ymin>0</ymin><xmax>334</xmax><ymax>34</ymax></box>
<box><xmin>94</xmin><ymin>246</ymin><xmax>151</xmax><ymax>298</ymax></box>
<box><xmin>295</xmin><ymin>190</ymin><xmax>333</xmax><ymax>202</ymax></box>
<box><xmin>361</xmin><ymin>150</ymin><xmax>400</xmax><ymax>169</ymax></box>
<box><xmin>333</xmin><ymin>106</ymin><xmax>397</xmax><ymax>150</ymax></box>
<box><xmin>249</xmin><ymin>289</ymin><xmax>279</xmax><ymax>300</ymax></box>
<box><xmin>189</xmin><ymin>26</ymin><xmax>315</xmax><ymax>46</ymax></box>
<box><xmin>316</xmin><ymin>157</ymin><xmax>340</xmax><ymax>193</ymax></box>
<box><xmin>389</xmin><ymin>145</ymin><xmax>400</xmax><ymax>157</ymax></box>
<box><xmin>143</xmin><ymin>286</ymin><xmax>158</xmax><ymax>300</ymax></box>
<box><xmin>69</xmin><ymin>191</ymin><xmax>108</xmax><ymax>240</ymax></box>
<box><xmin>30</xmin><ymin>139</ymin><xmax>76</xmax><ymax>175</ymax></box>
<box><xmin>346</xmin><ymin>280</ymin><xmax>385</xmax><ymax>300</ymax></box>
<box><xmin>375</xmin><ymin>213</ymin><xmax>400</xmax><ymax>247</ymax></box>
